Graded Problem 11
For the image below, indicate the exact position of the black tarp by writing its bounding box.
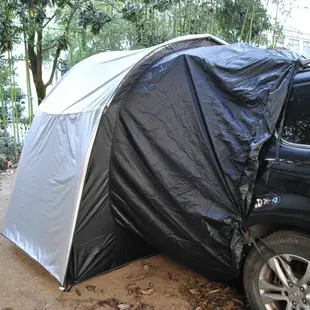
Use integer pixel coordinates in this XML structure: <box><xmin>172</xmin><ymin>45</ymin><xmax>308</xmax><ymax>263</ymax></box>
<box><xmin>109</xmin><ymin>43</ymin><xmax>300</xmax><ymax>281</ymax></box>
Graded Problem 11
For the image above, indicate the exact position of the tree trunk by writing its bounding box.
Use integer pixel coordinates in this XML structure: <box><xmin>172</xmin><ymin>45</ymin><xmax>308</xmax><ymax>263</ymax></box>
<box><xmin>35</xmin><ymin>81</ymin><xmax>47</xmax><ymax>105</ymax></box>
<box><xmin>27</xmin><ymin>26</ymin><xmax>60</xmax><ymax>105</ymax></box>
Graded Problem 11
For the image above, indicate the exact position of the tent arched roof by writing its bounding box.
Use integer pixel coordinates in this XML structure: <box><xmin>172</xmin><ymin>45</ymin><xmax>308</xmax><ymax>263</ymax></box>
<box><xmin>39</xmin><ymin>34</ymin><xmax>227</xmax><ymax>115</ymax></box>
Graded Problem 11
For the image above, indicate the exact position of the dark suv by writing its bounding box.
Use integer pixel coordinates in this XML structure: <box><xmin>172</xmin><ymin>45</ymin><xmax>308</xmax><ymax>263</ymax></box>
<box><xmin>243</xmin><ymin>69</ymin><xmax>310</xmax><ymax>310</ymax></box>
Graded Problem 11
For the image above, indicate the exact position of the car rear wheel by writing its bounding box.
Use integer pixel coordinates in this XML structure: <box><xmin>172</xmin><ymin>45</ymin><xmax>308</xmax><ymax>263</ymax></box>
<box><xmin>244</xmin><ymin>231</ymin><xmax>310</xmax><ymax>310</ymax></box>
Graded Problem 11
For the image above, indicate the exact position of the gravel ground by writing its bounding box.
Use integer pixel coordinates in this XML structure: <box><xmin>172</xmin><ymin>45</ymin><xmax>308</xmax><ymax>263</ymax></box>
<box><xmin>0</xmin><ymin>170</ymin><xmax>246</xmax><ymax>310</ymax></box>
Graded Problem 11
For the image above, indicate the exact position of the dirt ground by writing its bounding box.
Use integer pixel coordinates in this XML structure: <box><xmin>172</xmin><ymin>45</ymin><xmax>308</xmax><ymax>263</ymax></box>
<box><xmin>0</xmin><ymin>171</ymin><xmax>246</xmax><ymax>310</ymax></box>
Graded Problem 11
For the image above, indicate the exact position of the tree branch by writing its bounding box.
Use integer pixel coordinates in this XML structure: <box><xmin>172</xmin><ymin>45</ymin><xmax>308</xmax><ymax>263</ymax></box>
<box><xmin>65</xmin><ymin>6</ymin><xmax>79</xmax><ymax>32</ymax></box>
<box><xmin>43</xmin><ymin>12</ymin><xmax>57</xmax><ymax>28</ymax></box>
<box><xmin>45</xmin><ymin>45</ymin><xmax>62</xmax><ymax>88</ymax></box>
<box><xmin>44</xmin><ymin>1</ymin><xmax>82</xmax><ymax>88</ymax></box>
<box><xmin>36</xmin><ymin>28</ymin><xmax>43</xmax><ymax>77</ymax></box>
<box><xmin>43</xmin><ymin>0</ymin><xmax>73</xmax><ymax>28</ymax></box>
<box><xmin>100</xmin><ymin>0</ymin><xmax>122</xmax><ymax>14</ymax></box>
<box><xmin>42</xmin><ymin>43</ymin><xmax>57</xmax><ymax>53</ymax></box>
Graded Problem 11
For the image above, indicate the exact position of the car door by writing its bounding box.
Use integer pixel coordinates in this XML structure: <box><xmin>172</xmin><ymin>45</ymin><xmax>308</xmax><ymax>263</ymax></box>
<box><xmin>249</xmin><ymin>71</ymin><xmax>310</xmax><ymax>231</ymax></box>
<box><xmin>262</xmin><ymin>72</ymin><xmax>310</xmax><ymax>198</ymax></box>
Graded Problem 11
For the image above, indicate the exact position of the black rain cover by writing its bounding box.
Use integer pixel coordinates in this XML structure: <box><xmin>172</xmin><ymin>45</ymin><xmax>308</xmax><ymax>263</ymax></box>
<box><xmin>109</xmin><ymin>43</ymin><xmax>300</xmax><ymax>281</ymax></box>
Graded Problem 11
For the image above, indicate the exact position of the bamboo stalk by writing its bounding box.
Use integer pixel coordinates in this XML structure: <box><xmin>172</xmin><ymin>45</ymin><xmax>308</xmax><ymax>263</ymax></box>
<box><xmin>179</xmin><ymin>0</ymin><xmax>182</xmax><ymax>35</ymax></box>
<box><xmin>274</xmin><ymin>0</ymin><xmax>296</xmax><ymax>47</ymax></box>
<box><xmin>240</xmin><ymin>8</ymin><xmax>249</xmax><ymax>42</ymax></box>
<box><xmin>257</xmin><ymin>0</ymin><xmax>270</xmax><ymax>46</ymax></box>
<box><xmin>210</xmin><ymin>0</ymin><xmax>215</xmax><ymax>35</ymax></box>
<box><xmin>0</xmin><ymin>76</ymin><xmax>7</xmax><ymax>141</ymax></box>
<box><xmin>23</xmin><ymin>26</ymin><xmax>34</xmax><ymax>122</ymax></box>
<box><xmin>187</xmin><ymin>1</ymin><xmax>192</xmax><ymax>33</ymax></box>
<box><xmin>11</xmin><ymin>55</ymin><xmax>20</xmax><ymax>146</ymax></box>
<box><xmin>193</xmin><ymin>1</ymin><xmax>198</xmax><ymax>34</ymax></box>
<box><xmin>69</xmin><ymin>41</ymin><xmax>73</xmax><ymax>68</ymax></box>
<box><xmin>272</xmin><ymin>1</ymin><xmax>279</xmax><ymax>48</ymax></box>
<box><xmin>247</xmin><ymin>0</ymin><xmax>256</xmax><ymax>43</ymax></box>
<box><xmin>8</xmin><ymin>51</ymin><xmax>18</xmax><ymax>161</ymax></box>
<box><xmin>173</xmin><ymin>4</ymin><xmax>177</xmax><ymax>36</ymax></box>
<box><xmin>182</xmin><ymin>0</ymin><xmax>188</xmax><ymax>34</ymax></box>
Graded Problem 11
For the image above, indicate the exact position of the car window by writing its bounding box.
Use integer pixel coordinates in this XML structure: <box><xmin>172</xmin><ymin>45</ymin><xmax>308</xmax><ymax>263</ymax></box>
<box><xmin>282</xmin><ymin>83</ymin><xmax>310</xmax><ymax>145</ymax></box>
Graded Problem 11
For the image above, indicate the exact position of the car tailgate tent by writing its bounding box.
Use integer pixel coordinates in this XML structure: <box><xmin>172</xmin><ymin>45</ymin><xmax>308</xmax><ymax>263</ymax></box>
<box><xmin>1</xmin><ymin>35</ymin><xmax>226</xmax><ymax>286</ymax></box>
<box><xmin>2</xmin><ymin>34</ymin><xmax>300</xmax><ymax>286</ymax></box>
<box><xmin>108</xmin><ymin>45</ymin><xmax>300</xmax><ymax>281</ymax></box>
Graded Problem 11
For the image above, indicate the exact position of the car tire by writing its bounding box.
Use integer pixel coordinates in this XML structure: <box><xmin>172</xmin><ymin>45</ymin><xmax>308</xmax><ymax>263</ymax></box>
<box><xmin>243</xmin><ymin>230</ymin><xmax>310</xmax><ymax>310</ymax></box>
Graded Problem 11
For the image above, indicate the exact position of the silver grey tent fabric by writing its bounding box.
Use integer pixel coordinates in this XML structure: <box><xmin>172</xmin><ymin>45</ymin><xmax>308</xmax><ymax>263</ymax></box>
<box><xmin>1</xmin><ymin>50</ymin><xmax>149</xmax><ymax>284</ymax></box>
<box><xmin>1</xmin><ymin>35</ymin><xmax>226</xmax><ymax>285</ymax></box>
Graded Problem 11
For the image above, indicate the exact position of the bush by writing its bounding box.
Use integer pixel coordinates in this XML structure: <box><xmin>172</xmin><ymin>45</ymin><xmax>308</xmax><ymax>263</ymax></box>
<box><xmin>0</xmin><ymin>134</ymin><xmax>22</xmax><ymax>169</ymax></box>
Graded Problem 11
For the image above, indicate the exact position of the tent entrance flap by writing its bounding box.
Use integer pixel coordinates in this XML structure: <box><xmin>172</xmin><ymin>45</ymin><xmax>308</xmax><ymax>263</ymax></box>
<box><xmin>64</xmin><ymin>108</ymin><xmax>156</xmax><ymax>285</ymax></box>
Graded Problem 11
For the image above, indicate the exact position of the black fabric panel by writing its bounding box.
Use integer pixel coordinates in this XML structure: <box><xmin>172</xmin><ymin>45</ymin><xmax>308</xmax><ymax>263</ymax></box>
<box><xmin>65</xmin><ymin>103</ymin><xmax>155</xmax><ymax>286</ymax></box>
<box><xmin>109</xmin><ymin>44</ymin><xmax>300</xmax><ymax>282</ymax></box>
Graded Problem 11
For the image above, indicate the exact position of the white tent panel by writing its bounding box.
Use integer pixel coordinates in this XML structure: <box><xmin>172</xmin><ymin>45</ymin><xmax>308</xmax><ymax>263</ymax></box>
<box><xmin>2</xmin><ymin>111</ymin><xmax>98</xmax><ymax>283</ymax></box>
<box><xmin>1</xmin><ymin>49</ymin><xmax>149</xmax><ymax>284</ymax></box>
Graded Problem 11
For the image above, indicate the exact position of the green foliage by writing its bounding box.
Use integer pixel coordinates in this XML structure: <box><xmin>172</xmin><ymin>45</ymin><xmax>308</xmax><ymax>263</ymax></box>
<box><xmin>0</xmin><ymin>1</ymin><xmax>20</xmax><ymax>54</ymax></box>
<box><xmin>0</xmin><ymin>134</ymin><xmax>23</xmax><ymax>166</ymax></box>
<box><xmin>0</xmin><ymin>0</ymin><xmax>114</xmax><ymax>104</ymax></box>
<box><xmin>61</xmin><ymin>0</ymin><xmax>272</xmax><ymax>70</ymax></box>
<box><xmin>0</xmin><ymin>56</ymin><xmax>26</xmax><ymax>163</ymax></box>
<box><xmin>270</xmin><ymin>0</ymin><xmax>296</xmax><ymax>49</ymax></box>
<box><xmin>216</xmin><ymin>0</ymin><xmax>271</xmax><ymax>43</ymax></box>
<box><xmin>77</xmin><ymin>1</ymin><xmax>112</xmax><ymax>34</ymax></box>
<box><xmin>0</xmin><ymin>0</ymin><xmax>275</xmax><ymax>105</ymax></box>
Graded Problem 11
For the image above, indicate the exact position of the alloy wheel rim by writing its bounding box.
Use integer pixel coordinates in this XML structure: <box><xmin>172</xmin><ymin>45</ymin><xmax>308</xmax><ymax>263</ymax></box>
<box><xmin>258</xmin><ymin>254</ymin><xmax>310</xmax><ymax>310</ymax></box>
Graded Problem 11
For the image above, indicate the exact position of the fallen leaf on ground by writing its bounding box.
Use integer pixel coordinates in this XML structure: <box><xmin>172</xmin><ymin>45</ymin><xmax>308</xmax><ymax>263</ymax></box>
<box><xmin>207</xmin><ymin>289</ymin><xmax>221</xmax><ymax>294</ymax></box>
<box><xmin>118</xmin><ymin>304</ymin><xmax>132</xmax><ymax>310</ymax></box>
<box><xmin>139</xmin><ymin>288</ymin><xmax>154</xmax><ymax>295</ymax></box>
<box><xmin>167</xmin><ymin>271</ymin><xmax>173</xmax><ymax>280</ymax></box>
<box><xmin>189</xmin><ymin>288</ymin><xmax>200</xmax><ymax>295</ymax></box>
<box><xmin>143</xmin><ymin>265</ymin><xmax>150</xmax><ymax>271</ymax></box>
<box><xmin>86</xmin><ymin>285</ymin><xmax>96</xmax><ymax>292</ymax></box>
<box><xmin>75</xmin><ymin>288</ymin><xmax>81</xmax><ymax>296</ymax></box>
<box><xmin>232</xmin><ymin>298</ymin><xmax>244</xmax><ymax>305</ymax></box>
<box><xmin>98</xmin><ymin>298</ymin><xmax>120</xmax><ymax>307</ymax></box>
